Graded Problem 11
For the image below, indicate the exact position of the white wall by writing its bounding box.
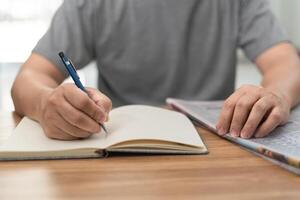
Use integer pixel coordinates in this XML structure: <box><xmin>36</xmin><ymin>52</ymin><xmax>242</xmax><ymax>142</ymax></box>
<box><xmin>270</xmin><ymin>0</ymin><xmax>300</xmax><ymax>47</ymax></box>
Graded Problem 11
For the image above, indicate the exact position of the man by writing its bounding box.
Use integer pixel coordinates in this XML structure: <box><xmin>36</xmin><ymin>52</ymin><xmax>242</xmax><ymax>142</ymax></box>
<box><xmin>11</xmin><ymin>0</ymin><xmax>300</xmax><ymax>140</ymax></box>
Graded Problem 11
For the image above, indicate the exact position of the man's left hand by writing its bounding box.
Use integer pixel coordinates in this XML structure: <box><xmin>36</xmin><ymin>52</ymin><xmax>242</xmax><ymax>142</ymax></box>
<box><xmin>216</xmin><ymin>85</ymin><xmax>290</xmax><ymax>138</ymax></box>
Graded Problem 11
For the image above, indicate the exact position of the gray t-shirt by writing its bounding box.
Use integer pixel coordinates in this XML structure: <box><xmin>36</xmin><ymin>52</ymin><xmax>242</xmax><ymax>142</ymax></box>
<box><xmin>33</xmin><ymin>0</ymin><xmax>287</xmax><ymax>107</ymax></box>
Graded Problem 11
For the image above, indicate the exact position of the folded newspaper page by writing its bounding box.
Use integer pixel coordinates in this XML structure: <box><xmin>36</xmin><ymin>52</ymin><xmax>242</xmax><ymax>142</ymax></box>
<box><xmin>167</xmin><ymin>98</ymin><xmax>300</xmax><ymax>175</ymax></box>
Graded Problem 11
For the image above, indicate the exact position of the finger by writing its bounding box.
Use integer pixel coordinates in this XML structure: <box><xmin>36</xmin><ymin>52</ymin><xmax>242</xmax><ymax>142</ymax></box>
<box><xmin>57</xmin><ymin>99</ymin><xmax>101</xmax><ymax>133</ymax></box>
<box><xmin>44</xmin><ymin>124</ymin><xmax>78</xmax><ymax>140</ymax></box>
<box><xmin>216</xmin><ymin>89</ymin><xmax>246</xmax><ymax>135</ymax></box>
<box><xmin>63</xmin><ymin>85</ymin><xmax>106</xmax><ymax>123</ymax></box>
<box><xmin>240</xmin><ymin>97</ymin><xmax>274</xmax><ymax>138</ymax></box>
<box><xmin>86</xmin><ymin>88</ymin><xmax>112</xmax><ymax>113</ymax></box>
<box><xmin>254</xmin><ymin>108</ymin><xmax>283</xmax><ymax>138</ymax></box>
<box><xmin>229</xmin><ymin>94</ymin><xmax>260</xmax><ymax>137</ymax></box>
<box><xmin>55</xmin><ymin>112</ymin><xmax>94</xmax><ymax>138</ymax></box>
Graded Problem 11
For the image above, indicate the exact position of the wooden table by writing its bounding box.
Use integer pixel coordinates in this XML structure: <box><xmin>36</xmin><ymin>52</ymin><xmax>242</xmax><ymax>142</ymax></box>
<box><xmin>0</xmin><ymin>112</ymin><xmax>299</xmax><ymax>200</ymax></box>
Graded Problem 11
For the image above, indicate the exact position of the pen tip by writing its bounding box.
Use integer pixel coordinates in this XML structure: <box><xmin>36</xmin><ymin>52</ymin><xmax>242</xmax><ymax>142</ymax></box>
<box><xmin>101</xmin><ymin>124</ymin><xmax>108</xmax><ymax>134</ymax></box>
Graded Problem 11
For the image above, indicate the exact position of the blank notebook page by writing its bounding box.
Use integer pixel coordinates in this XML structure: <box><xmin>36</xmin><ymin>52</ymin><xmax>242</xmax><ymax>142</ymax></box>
<box><xmin>0</xmin><ymin>105</ymin><xmax>204</xmax><ymax>152</ymax></box>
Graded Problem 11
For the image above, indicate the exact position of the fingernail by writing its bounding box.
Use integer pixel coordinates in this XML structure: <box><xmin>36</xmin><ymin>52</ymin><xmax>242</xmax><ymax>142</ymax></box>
<box><xmin>98</xmin><ymin>115</ymin><xmax>105</xmax><ymax>123</ymax></box>
<box><xmin>217</xmin><ymin>127</ymin><xmax>225</xmax><ymax>135</ymax></box>
<box><xmin>254</xmin><ymin>134</ymin><xmax>261</xmax><ymax>138</ymax></box>
<box><xmin>241</xmin><ymin>131</ymin><xmax>250</xmax><ymax>139</ymax></box>
<box><xmin>231</xmin><ymin>130</ymin><xmax>239</xmax><ymax>137</ymax></box>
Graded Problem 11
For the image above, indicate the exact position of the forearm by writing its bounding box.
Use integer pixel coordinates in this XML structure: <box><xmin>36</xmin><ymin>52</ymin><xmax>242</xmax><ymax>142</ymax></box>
<box><xmin>257</xmin><ymin>43</ymin><xmax>300</xmax><ymax>109</ymax></box>
<box><xmin>11</xmin><ymin>53</ymin><xmax>64</xmax><ymax>121</ymax></box>
<box><xmin>12</xmin><ymin>69</ymin><xmax>56</xmax><ymax>120</ymax></box>
<box><xmin>261</xmin><ymin>63</ymin><xmax>300</xmax><ymax>109</ymax></box>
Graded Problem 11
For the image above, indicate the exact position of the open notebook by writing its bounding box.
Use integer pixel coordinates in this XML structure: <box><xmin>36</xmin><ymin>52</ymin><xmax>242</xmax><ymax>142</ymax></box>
<box><xmin>0</xmin><ymin>105</ymin><xmax>207</xmax><ymax>160</ymax></box>
<box><xmin>167</xmin><ymin>98</ymin><xmax>300</xmax><ymax>175</ymax></box>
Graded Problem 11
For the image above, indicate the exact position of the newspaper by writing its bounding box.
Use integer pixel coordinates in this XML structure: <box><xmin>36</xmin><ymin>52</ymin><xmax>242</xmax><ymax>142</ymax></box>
<box><xmin>166</xmin><ymin>98</ymin><xmax>300</xmax><ymax>174</ymax></box>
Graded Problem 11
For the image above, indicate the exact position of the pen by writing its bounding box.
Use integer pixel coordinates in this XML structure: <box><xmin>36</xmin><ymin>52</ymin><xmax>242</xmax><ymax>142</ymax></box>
<box><xmin>58</xmin><ymin>51</ymin><xmax>108</xmax><ymax>134</ymax></box>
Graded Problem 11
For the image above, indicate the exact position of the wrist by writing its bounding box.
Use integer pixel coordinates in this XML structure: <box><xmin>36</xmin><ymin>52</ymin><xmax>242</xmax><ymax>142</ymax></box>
<box><xmin>264</xmin><ymin>86</ymin><xmax>292</xmax><ymax>110</ymax></box>
<box><xmin>36</xmin><ymin>88</ymin><xmax>53</xmax><ymax>122</ymax></box>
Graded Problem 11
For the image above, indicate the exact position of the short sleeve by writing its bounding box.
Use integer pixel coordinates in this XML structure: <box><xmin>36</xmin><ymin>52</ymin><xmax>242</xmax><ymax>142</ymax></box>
<box><xmin>238</xmin><ymin>0</ymin><xmax>289</xmax><ymax>61</ymax></box>
<box><xmin>32</xmin><ymin>0</ymin><xmax>96</xmax><ymax>77</ymax></box>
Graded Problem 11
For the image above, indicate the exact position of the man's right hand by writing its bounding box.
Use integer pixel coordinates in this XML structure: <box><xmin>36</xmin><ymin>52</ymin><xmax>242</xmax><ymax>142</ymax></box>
<box><xmin>38</xmin><ymin>83</ymin><xmax>112</xmax><ymax>140</ymax></box>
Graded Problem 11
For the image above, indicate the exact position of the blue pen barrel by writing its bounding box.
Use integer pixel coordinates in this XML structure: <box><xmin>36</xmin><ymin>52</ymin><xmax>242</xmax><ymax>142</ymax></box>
<box><xmin>58</xmin><ymin>51</ymin><xmax>108</xmax><ymax>133</ymax></box>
